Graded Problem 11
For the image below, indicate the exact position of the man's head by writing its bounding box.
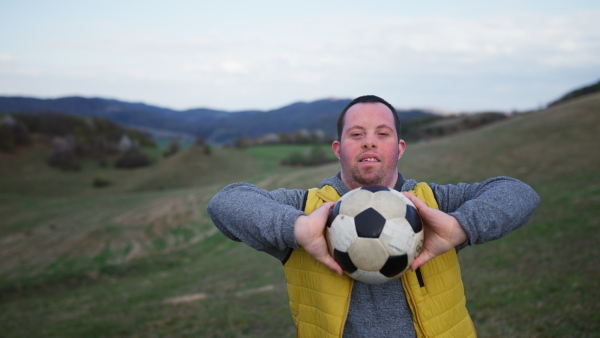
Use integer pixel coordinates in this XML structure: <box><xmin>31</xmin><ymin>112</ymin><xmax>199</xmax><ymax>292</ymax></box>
<box><xmin>337</xmin><ymin>95</ymin><xmax>401</xmax><ymax>141</ymax></box>
<box><xmin>332</xmin><ymin>95</ymin><xmax>406</xmax><ymax>190</ymax></box>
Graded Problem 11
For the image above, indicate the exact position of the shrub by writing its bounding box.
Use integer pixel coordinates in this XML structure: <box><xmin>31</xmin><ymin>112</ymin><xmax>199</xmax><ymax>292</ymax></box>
<box><xmin>114</xmin><ymin>149</ymin><xmax>151</xmax><ymax>169</ymax></box>
<box><xmin>0</xmin><ymin>117</ymin><xmax>31</xmax><ymax>152</ymax></box>
<box><xmin>0</xmin><ymin>125</ymin><xmax>15</xmax><ymax>152</ymax></box>
<box><xmin>47</xmin><ymin>151</ymin><xmax>81</xmax><ymax>171</ymax></box>
<box><xmin>163</xmin><ymin>139</ymin><xmax>181</xmax><ymax>157</ymax></box>
<box><xmin>281</xmin><ymin>146</ymin><xmax>337</xmax><ymax>166</ymax></box>
<box><xmin>92</xmin><ymin>175</ymin><xmax>111</xmax><ymax>188</ymax></box>
<box><xmin>281</xmin><ymin>151</ymin><xmax>305</xmax><ymax>166</ymax></box>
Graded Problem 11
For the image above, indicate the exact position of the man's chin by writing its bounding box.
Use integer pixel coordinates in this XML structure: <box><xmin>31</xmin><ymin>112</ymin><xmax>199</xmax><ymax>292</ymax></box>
<box><xmin>353</xmin><ymin>174</ymin><xmax>385</xmax><ymax>187</ymax></box>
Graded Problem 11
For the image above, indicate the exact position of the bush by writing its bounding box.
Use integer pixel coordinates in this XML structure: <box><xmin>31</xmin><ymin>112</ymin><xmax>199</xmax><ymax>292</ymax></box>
<box><xmin>281</xmin><ymin>151</ymin><xmax>305</xmax><ymax>166</ymax></box>
<box><xmin>114</xmin><ymin>149</ymin><xmax>151</xmax><ymax>169</ymax></box>
<box><xmin>47</xmin><ymin>151</ymin><xmax>81</xmax><ymax>171</ymax></box>
<box><xmin>163</xmin><ymin>139</ymin><xmax>181</xmax><ymax>157</ymax></box>
<box><xmin>0</xmin><ymin>118</ymin><xmax>31</xmax><ymax>152</ymax></box>
<box><xmin>0</xmin><ymin>125</ymin><xmax>15</xmax><ymax>152</ymax></box>
<box><xmin>281</xmin><ymin>146</ymin><xmax>337</xmax><ymax>166</ymax></box>
<box><xmin>92</xmin><ymin>175</ymin><xmax>111</xmax><ymax>188</ymax></box>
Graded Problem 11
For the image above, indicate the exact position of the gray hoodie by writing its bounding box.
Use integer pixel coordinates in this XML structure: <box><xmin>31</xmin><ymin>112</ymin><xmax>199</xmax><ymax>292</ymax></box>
<box><xmin>207</xmin><ymin>172</ymin><xmax>540</xmax><ymax>337</ymax></box>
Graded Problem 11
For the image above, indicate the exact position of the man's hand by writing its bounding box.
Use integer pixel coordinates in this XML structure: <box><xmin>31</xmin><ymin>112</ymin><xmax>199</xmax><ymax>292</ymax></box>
<box><xmin>403</xmin><ymin>192</ymin><xmax>468</xmax><ymax>271</ymax></box>
<box><xmin>294</xmin><ymin>202</ymin><xmax>343</xmax><ymax>275</ymax></box>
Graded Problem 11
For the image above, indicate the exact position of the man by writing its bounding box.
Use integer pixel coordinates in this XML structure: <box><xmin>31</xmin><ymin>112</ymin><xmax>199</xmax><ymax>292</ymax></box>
<box><xmin>207</xmin><ymin>95</ymin><xmax>540</xmax><ymax>337</ymax></box>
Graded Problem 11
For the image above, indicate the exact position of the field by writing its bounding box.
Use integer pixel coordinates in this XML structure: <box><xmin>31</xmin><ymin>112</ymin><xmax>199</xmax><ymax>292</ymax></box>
<box><xmin>1</xmin><ymin>94</ymin><xmax>599</xmax><ymax>337</ymax></box>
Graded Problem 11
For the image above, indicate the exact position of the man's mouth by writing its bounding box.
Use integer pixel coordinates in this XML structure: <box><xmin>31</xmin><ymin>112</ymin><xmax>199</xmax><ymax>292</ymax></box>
<box><xmin>360</xmin><ymin>157</ymin><xmax>380</xmax><ymax>162</ymax></box>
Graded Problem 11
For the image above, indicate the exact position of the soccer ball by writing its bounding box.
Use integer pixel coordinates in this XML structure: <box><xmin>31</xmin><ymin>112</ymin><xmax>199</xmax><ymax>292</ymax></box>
<box><xmin>325</xmin><ymin>185</ymin><xmax>424</xmax><ymax>284</ymax></box>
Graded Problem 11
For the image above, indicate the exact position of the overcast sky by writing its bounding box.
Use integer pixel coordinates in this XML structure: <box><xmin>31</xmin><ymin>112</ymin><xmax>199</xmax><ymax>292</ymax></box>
<box><xmin>1</xmin><ymin>0</ymin><xmax>599</xmax><ymax>112</ymax></box>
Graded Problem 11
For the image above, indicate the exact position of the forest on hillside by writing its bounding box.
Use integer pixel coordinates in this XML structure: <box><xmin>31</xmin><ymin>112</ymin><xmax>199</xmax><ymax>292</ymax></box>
<box><xmin>0</xmin><ymin>113</ymin><xmax>156</xmax><ymax>171</ymax></box>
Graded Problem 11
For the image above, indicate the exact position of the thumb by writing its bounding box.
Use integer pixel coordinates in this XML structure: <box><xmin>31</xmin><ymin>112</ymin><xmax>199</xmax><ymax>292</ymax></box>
<box><xmin>403</xmin><ymin>192</ymin><xmax>427</xmax><ymax>211</ymax></box>
<box><xmin>410</xmin><ymin>250</ymin><xmax>433</xmax><ymax>271</ymax></box>
<box><xmin>316</xmin><ymin>202</ymin><xmax>336</xmax><ymax>216</ymax></box>
<box><xmin>315</xmin><ymin>251</ymin><xmax>343</xmax><ymax>276</ymax></box>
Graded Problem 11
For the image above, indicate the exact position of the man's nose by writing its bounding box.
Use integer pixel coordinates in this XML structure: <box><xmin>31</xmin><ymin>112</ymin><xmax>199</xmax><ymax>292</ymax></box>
<box><xmin>362</xmin><ymin>135</ymin><xmax>377</xmax><ymax>148</ymax></box>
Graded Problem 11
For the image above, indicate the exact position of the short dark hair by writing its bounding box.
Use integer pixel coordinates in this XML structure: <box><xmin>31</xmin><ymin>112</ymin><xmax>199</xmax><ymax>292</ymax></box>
<box><xmin>336</xmin><ymin>95</ymin><xmax>401</xmax><ymax>141</ymax></box>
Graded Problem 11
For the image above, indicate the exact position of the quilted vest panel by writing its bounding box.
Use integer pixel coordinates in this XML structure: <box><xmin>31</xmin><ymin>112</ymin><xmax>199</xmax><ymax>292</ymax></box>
<box><xmin>283</xmin><ymin>183</ymin><xmax>476</xmax><ymax>337</ymax></box>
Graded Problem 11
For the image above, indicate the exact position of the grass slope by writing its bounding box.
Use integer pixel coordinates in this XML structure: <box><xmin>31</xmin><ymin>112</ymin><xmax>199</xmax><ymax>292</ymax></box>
<box><xmin>400</xmin><ymin>93</ymin><xmax>600</xmax><ymax>337</ymax></box>
<box><xmin>0</xmin><ymin>94</ymin><xmax>598</xmax><ymax>337</ymax></box>
<box><xmin>0</xmin><ymin>143</ymin><xmax>333</xmax><ymax>337</ymax></box>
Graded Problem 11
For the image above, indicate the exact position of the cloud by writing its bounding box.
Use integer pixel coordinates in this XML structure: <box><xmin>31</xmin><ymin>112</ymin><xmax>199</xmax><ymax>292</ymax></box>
<box><xmin>0</xmin><ymin>53</ymin><xmax>13</xmax><ymax>62</ymax></box>
<box><xmin>2</xmin><ymin>6</ymin><xmax>599</xmax><ymax>110</ymax></box>
<box><xmin>220</xmin><ymin>61</ymin><xmax>247</xmax><ymax>74</ymax></box>
<box><xmin>40</xmin><ymin>10</ymin><xmax>600</xmax><ymax>80</ymax></box>
<box><xmin>0</xmin><ymin>53</ymin><xmax>44</xmax><ymax>76</ymax></box>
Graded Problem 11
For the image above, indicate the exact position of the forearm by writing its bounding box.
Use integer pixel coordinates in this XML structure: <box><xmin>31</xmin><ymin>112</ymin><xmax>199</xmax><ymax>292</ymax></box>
<box><xmin>432</xmin><ymin>176</ymin><xmax>540</xmax><ymax>247</ymax></box>
<box><xmin>207</xmin><ymin>182</ymin><xmax>306</xmax><ymax>260</ymax></box>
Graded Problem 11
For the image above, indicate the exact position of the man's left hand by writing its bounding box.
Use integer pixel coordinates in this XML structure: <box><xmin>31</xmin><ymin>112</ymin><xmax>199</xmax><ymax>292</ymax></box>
<box><xmin>403</xmin><ymin>192</ymin><xmax>468</xmax><ymax>271</ymax></box>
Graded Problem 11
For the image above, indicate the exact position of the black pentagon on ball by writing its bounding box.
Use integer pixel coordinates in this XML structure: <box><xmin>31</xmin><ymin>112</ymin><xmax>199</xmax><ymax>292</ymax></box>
<box><xmin>333</xmin><ymin>249</ymin><xmax>357</xmax><ymax>273</ymax></box>
<box><xmin>360</xmin><ymin>185</ymin><xmax>390</xmax><ymax>193</ymax></box>
<box><xmin>405</xmin><ymin>204</ymin><xmax>423</xmax><ymax>232</ymax></box>
<box><xmin>380</xmin><ymin>254</ymin><xmax>409</xmax><ymax>278</ymax></box>
<box><xmin>354</xmin><ymin>207</ymin><xmax>386</xmax><ymax>238</ymax></box>
<box><xmin>327</xmin><ymin>201</ymin><xmax>342</xmax><ymax>228</ymax></box>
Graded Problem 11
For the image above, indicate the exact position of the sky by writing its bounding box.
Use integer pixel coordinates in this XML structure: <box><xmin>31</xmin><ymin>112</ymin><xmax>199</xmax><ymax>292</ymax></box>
<box><xmin>1</xmin><ymin>0</ymin><xmax>599</xmax><ymax>112</ymax></box>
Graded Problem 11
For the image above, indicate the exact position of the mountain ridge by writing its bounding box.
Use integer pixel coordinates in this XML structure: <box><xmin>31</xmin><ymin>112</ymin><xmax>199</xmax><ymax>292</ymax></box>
<box><xmin>0</xmin><ymin>96</ymin><xmax>437</xmax><ymax>144</ymax></box>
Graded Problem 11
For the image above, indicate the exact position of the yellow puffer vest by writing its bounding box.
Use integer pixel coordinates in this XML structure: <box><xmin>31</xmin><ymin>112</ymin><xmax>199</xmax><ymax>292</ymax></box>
<box><xmin>283</xmin><ymin>183</ymin><xmax>476</xmax><ymax>337</ymax></box>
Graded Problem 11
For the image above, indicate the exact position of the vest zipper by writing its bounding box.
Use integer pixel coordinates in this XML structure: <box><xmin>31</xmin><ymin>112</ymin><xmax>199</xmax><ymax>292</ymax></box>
<box><xmin>415</xmin><ymin>268</ymin><xmax>425</xmax><ymax>288</ymax></box>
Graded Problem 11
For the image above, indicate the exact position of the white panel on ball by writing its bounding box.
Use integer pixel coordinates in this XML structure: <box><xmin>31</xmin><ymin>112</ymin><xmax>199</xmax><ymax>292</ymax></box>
<box><xmin>329</xmin><ymin>215</ymin><xmax>357</xmax><ymax>251</ymax></box>
<box><xmin>347</xmin><ymin>237</ymin><xmax>388</xmax><ymax>271</ymax></box>
<box><xmin>338</xmin><ymin>189</ymin><xmax>372</xmax><ymax>217</ymax></box>
<box><xmin>369</xmin><ymin>190</ymin><xmax>407</xmax><ymax>220</ymax></box>
<box><xmin>379</xmin><ymin>219</ymin><xmax>419</xmax><ymax>255</ymax></box>
<box><xmin>349</xmin><ymin>270</ymin><xmax>390</xmax><ymax>285</ymax></box>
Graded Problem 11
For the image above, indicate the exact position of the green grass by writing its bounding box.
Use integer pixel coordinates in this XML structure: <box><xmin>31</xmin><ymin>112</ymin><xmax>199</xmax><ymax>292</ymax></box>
<box><xmin>399</xmin><ymin>93</ymin><xmax>600</xmax><ymax>337</ymax></box>
<box><xmin>0</xmin><ymin>94</ymin><xmax>599</xmax><ymax>337</ymax></box>
<box><xmin>461</xmin><ymin>175</ymin><xmax>599</xmax><ymax>337</ymax></box>
<box><xmin>0</xmin><ymin>142</ymin><xmax>323</xmax><ymax>337</ymax></box>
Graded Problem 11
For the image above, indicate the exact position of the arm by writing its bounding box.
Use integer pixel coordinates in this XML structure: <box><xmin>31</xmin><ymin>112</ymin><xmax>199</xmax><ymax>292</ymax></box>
<box><xmin>432</xmin><ymin>176</ymin><xmax>540</xmax><ymax>247</ymax></box>
<box><xmin>206</xmin><ymin>182</ymin><xmax>307</xmax><ymax>261</ymax></box>
<box><xmin>404</xmin><ymin>176</ymin><xmax>540</xmax><ymax>270</ymax></box>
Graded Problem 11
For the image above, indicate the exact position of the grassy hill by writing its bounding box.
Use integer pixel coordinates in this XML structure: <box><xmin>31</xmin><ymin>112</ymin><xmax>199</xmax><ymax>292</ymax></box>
<box><xmin>0</xmin><ymin>93</ymin><xmax>599</xmax><ymax>337</ymax></box>
<box><xmin>548</xmin><ymin>79</ymin><xmax>600</xmax><ymax>107</ymax></box>
<box><xmin>401</xmin><ymin>92</ymin><xmax>600</xmax><ymax>336</ymax></box>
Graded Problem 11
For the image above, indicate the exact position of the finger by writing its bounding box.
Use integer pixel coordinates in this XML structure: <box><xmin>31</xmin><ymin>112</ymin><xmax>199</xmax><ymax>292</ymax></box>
<box><xmin>313</xmin><ymin>202</ymin><xmax>335</xmax><ymax>218</ymax></box>
<box><xmin>319</xmin><ymin>254</ymin><xmax>343</xmax><ymax>275</ymax></box>
<box><xmin>410</xmin><ymin>250</ymin><xmax>433</xmax><ymax>271</ymax></box>
<box><xmin>310</xmin><ymin>242</ymin><xmax>343</xmax><ymax>275</ymax></box>
<box><xmin>402</xmin><ymin>192</ymin><xmax>428</xmax><ymax>211</ymax></box>
<box><xmin>321</xmin><ymin>202</ymin><xmax>335</xmax><ymax>212</ymax></box>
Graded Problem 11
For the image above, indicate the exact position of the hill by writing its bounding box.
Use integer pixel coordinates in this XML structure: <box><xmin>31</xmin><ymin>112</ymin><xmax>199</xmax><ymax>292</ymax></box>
<box><xmin>0</xmin><ymin>93</ymin><xmax>598</xmax><ymax>336</ymax></box>
<box><xmin>400</xmin><ymin>93</ymin><xmax>600</xmax><ymax>336</ymax></box>
<box><xmin>0</xmin><ymin>96</ymin><xmax>438</xmax><ymax>145</ymax></box>
<box><xmin>548</xmin><ymin>79</ymin><xmax>600</xmax><ymax>107</ymax></box>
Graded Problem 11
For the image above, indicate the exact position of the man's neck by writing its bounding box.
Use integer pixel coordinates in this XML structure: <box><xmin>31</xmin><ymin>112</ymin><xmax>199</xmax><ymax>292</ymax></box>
<box><xmin>337</xmin><ymin>171</ymin><xmax>404</xmax><ymax>191</ymax></box>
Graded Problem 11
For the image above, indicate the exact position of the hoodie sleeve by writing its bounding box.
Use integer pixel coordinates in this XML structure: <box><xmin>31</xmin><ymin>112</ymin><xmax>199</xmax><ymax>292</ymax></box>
<box><xmin>431</xmin><ymin>176</ymin><xmax>540</xmax><ymax>248</ymax></box>
<box><xmin>207</xmin><ymin>182</ymin><xmax>307</xmax><ymax>261</ymax></box>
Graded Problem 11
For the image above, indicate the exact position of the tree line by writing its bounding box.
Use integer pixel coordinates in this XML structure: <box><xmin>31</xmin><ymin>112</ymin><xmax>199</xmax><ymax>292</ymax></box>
<box><xmin>0</xmin><ymin>112</ymin><xmax>156</xmax><ymax>171</ymax></box>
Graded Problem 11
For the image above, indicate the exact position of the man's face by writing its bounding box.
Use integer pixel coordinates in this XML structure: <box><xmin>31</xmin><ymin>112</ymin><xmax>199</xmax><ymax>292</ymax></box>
<box><xmin>332</xmin><ymin>102</ymin><xmax>406</xmax><ymax>190</ymax></box>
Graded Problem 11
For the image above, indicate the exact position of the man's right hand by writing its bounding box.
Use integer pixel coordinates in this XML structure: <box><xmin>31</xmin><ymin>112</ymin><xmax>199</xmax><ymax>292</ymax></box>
<box><xmin>294</xmin><ymin>202</ymin><xmax>343</xmax><ymax>275</ymax></box>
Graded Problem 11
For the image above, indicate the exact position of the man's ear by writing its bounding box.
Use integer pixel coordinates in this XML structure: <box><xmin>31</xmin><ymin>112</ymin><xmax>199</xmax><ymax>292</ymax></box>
<box><xmin>398</xmin><ymin>139</ymin><xmax>406</xmax><ymax>160</ymax></box>
<box><xmin>332</xmin><ymin>140</ymin><xmax>341</xmax><ymax>159</ymax></box>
